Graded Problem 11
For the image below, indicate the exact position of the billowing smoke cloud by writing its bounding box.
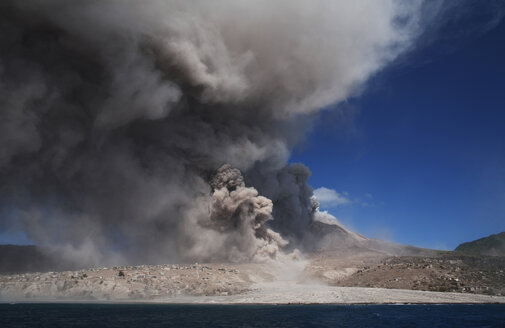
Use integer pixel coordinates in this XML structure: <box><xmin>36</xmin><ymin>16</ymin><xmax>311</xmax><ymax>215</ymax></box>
<box><xmin>206</xmin><ymin>164</ymin><xmax>288</xmax><ymax>262</ymax></box>
<box><xmin>0</xmin><ymin>0</ymin><xmax>424</xmax><ymax>266</ymax></box>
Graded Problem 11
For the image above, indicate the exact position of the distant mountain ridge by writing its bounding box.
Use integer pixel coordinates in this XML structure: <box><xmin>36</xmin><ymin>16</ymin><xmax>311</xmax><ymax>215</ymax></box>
<box><xmin>455</xmin><ymin>232</ymin><xmax>505</xmax><ymax>256</ymax></box>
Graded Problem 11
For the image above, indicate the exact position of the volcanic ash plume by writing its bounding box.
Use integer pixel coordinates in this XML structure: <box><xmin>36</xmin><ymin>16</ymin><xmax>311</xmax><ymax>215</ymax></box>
<box><xmin>207</xmin><ymin>164</ymin><xmax>288</xmax><ymax>262</ymax></box>
<box><xmin>0</xmin><ymin>0</ymin><xmax>423</xmax><ymax>266</ymax></box>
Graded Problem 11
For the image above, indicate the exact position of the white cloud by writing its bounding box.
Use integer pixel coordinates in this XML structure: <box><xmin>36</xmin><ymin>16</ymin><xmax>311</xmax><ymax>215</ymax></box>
<box><xmin>314</xmin><ymin>187</ymin><xmax>351</xmax><ymax>208</ymax></box>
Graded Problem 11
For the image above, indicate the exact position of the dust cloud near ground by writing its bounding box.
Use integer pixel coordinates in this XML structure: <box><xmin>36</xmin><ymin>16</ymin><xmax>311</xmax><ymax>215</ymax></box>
<box><xmin>2</xmin><ymin>216</ymin><xmax>504</xmax><ymax>303</ymax></box>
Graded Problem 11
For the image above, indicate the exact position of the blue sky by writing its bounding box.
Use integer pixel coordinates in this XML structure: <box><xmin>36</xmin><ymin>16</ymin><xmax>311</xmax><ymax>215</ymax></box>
<box><xmin>292</xmin><ymin>11</ymin><xmax>505</xmax><ymax>250</ymax></box>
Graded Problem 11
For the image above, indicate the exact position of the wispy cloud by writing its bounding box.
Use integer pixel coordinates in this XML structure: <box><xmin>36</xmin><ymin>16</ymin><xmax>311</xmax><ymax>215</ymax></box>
<box><xmin>313</xmin><ymin>187</ymin><xmax>351</xmax><ymax>208</ymax></box>
<box><xmin>314</xmin><ymin>188</ymin><xmax>382</xmax><ymax>209</ymax></box>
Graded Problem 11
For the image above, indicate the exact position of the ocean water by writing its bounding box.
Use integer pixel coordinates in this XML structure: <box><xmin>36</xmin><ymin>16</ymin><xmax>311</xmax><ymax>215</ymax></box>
<box><xmin>0</xmin><ymin>304</ymin><xmax>504</xmax><ymax>327</ymax></box>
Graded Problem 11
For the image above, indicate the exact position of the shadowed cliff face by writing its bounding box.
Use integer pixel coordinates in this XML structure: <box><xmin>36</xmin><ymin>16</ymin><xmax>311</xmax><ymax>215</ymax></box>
<box><xmin>0</xmin><ymin>1</ymin><xmax>425</xmax><ymax>267</ymax></box>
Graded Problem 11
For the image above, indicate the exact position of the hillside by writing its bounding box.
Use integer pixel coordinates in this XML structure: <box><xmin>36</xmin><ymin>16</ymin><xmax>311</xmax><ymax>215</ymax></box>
<box><xmin>455</xmin><ymin>232</ymin><xmax>505</xmax><ymax>256</ymax></box>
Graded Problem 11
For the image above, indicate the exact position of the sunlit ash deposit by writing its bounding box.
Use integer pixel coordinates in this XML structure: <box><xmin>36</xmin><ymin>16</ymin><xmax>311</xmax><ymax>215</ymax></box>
<box><xmin>0</xmin><ymin>1</ymin><xmax>424</xmax><ymax>267</ymax></box>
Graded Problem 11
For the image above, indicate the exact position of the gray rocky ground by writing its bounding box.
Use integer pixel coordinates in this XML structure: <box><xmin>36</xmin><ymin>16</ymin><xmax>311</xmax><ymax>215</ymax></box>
<box><xmin>0</xmin><ymin>263</ymin><xmax>253</xmax><ymax>301</ymax></box>
<box><xmin>307</xmin><ymin>250</ymin><xmax>505</xmax><ymax>297</ymax></box>
<box><xmin>1</xmin><ymin>253</ymin><xmax>505</xmax><ymax>304</ymax></box>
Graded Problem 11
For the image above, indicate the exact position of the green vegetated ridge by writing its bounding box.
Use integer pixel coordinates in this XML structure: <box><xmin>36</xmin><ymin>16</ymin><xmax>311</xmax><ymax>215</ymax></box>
<box><xmin>455</xmin><ymin>232</ymin><xmax>505</xmax><ymax>256</ymax></box>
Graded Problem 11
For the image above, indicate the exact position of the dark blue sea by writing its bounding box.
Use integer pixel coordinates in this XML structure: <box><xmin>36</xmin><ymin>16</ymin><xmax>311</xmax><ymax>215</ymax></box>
<box><xmin>0</xmin><ymin>304</ymin><xmax>504</xmax><ymax>327</ymax></box>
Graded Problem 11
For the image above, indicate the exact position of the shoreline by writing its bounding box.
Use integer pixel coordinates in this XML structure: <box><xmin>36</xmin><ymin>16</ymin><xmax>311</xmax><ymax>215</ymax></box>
<box><xmin>2</xmin><ymin>285</ymin><xmax>505</xmax><ymax>305</ymax></box>
<box><xmin>2</xmin><ymin>302</ymin><xmax>505</xmax><ymax>305</ymax></box>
